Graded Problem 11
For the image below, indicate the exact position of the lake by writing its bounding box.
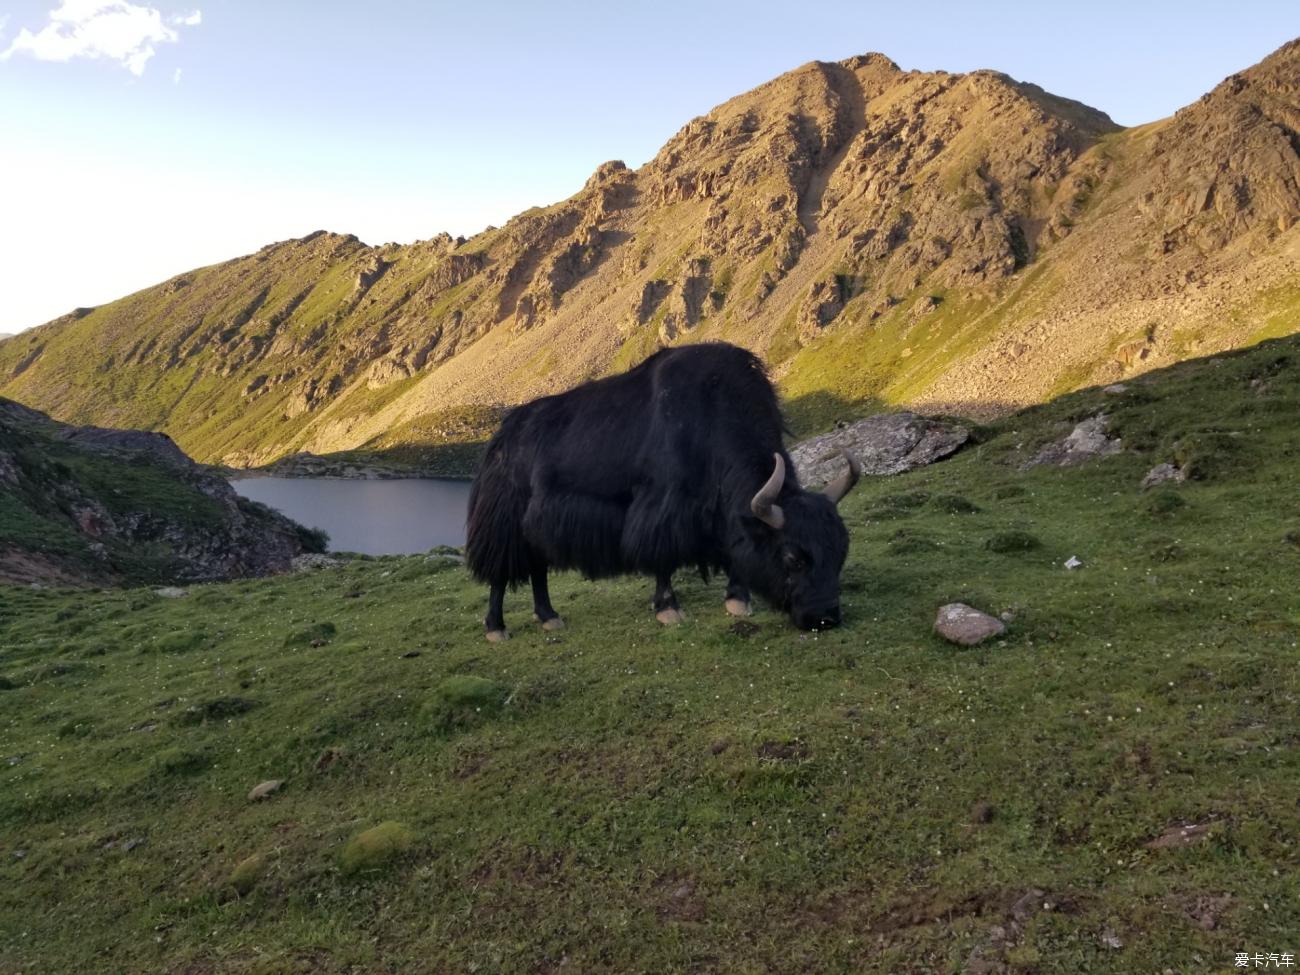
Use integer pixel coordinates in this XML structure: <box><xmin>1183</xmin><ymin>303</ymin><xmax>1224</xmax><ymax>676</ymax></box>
<box><xmin>231</xmin><ymin>477</ymin><xmax>472</xmax><ymax>556</ymax></box>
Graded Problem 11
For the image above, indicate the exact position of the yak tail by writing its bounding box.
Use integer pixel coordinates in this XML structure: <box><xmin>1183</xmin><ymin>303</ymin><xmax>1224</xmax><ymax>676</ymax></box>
<box><xmin>465</xmin><ymin>444</ymin><xmax>532</xmax><ymax>586</ymax></box>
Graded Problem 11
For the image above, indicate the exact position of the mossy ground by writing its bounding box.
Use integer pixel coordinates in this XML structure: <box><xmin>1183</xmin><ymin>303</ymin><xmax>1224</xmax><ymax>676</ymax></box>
<box><xmin>1</xmin><ymin>339</ymin><xmax>1298</xmax><ymax>973</ymax></box>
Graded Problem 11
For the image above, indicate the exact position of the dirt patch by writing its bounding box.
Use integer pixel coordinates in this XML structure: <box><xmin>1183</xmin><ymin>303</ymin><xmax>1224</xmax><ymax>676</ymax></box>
<box><xmin>757</xmin><ymin>740</ymin><xmax>810</xmax><ymax>761</ymax></box>
<box><xmin>1145</xmin><ymin>821</ymin><xmax>1216</xmax><ymax>849</ymax></box>
<box><xmin>653</xmin><ymin>873</ymin><xmax>706</xmax><ymax>923</ymax></box>
<box><xmin>1173</xmin><ymin>892</ymin><xmax>1234</xmax><ymax>930</ymax></box>
<box><xmin>471</xmin><ymin>844</ymin><xmax>567</xmax><ymax>890</ymax></box>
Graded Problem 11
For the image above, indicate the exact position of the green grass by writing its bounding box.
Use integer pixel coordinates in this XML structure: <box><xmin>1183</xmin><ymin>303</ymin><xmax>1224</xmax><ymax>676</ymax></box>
<box><xmin>1</xmin><ymin>339</ymin><xmax>1298</xmax><ymax>972</ymax></box>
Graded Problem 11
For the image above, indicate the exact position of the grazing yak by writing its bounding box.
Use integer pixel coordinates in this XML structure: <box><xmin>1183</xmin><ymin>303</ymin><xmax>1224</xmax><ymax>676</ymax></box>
<box><xmin>465</xmin><ymin>343</ymin><xmax>860</xmax><ymax>641</ymax></box>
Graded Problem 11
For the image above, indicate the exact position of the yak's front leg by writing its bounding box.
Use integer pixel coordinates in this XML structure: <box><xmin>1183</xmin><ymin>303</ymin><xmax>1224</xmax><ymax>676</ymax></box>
<box><xmin>724</xmin><ymin>575</ymin><xmax>752</xmax><ymax>617</ymax></box>
<box><xmin>530</xmin><ymin>561</ymin><xmax>565</xmax><ymax>631</ymax></box>
<box><xmin>653</xmin><ymin>570</ymin><xmax>684</xmax><ymax>625</ymax></box>
<box><xmin>484</xmin><ymin>581</ymin><xmax>510</xmax><ymax>643</ymax></box>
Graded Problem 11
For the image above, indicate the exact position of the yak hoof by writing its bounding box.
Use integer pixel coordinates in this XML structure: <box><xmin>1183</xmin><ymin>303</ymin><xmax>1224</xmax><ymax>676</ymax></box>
<box><xmin>724</xmin><ymin>598</ymin><xmax>752</xmax><ymax>618</ymax></box>
<box><xmin>539</xmin><ymin>616</ymin><xmax>566</xmax><ymax>632</ymax></box>
<box><xmin>485</xmin><ymin>629</ymin><xmax>511</xmax><ymax>643</ymax></box>
<box><xmin>655</xmin><ymin>608</ymin><xmax>685</xmax><ymax>626</ymax></box>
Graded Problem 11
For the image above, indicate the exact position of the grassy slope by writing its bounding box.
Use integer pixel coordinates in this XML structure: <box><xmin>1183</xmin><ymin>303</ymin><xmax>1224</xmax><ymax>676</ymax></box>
<box><xmin>1</xmin><ymin>339</ymin><xmax>1298</xmax><ymax>974</ymax></box>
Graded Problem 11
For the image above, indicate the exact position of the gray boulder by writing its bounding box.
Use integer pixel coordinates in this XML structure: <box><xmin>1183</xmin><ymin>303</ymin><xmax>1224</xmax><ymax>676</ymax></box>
<box><xmin>790</xmin><ymin>412</ymin><xmax>969</xmax><ymax>486</ymax></box>
<box><xmin>1141</xmin><ymin>463</ymin><xmax>1186</xmax><ymax>489</ymax></box>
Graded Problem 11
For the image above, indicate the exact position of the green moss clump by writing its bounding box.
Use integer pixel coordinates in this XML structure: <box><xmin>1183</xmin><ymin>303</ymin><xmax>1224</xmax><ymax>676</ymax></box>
<box><xmin>886</xmin><ymin>530</ymin><xmax>940</xmax><ymax>556</ymax></box>
<box><xmin>175</xmin><ymin>696</ymin><xmax>258</xmax><ymax>726</ymax></box>
<box><xmin>340</xmin><ymin>822</ymin><xmax>415</xmax><ymax>875</ymax></box>
<box><xmin>424</xmin><ymin>675</ymin><xmax>510</xmax><ymax>734</ymax></box>
<box><xmin>880</xmin><ymin>490</ymin><xmax>932</xmax><ymax>509</ymax></box>
<box><xmin>229</xmin><ymin>853</ymin><xmax>267</xmax><ymax>895</ymax></box>
<box><xmin>151</xmin><ymin>747</ymin><xmax>211</xmax><ymax>777</ymax></box>
<box><xmin>985</xmin><ymin>530</ymin><xmax>1042</xmax><ymax>553</ymax></box>
<box><xmin>1170</xmin><ymin>431</ymin><xmax>1244</xmax><ymax>481</ymax></box>
<box><xmin>931</xmin><ymin>494</ymin><xmax>980</xmax><ymax>514</ymax></box>
<box><xmin>1145</xmin><ymin>491</ymin><xmax>1187</xmax><ymax>516</ymax></box>
<box><xmin>152</xmin><ymin>630</ymin><xmax>207</xmax><ymax>654</ymax></box>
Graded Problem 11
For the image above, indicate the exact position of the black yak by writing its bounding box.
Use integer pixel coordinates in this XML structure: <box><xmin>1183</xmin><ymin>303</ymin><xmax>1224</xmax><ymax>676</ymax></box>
<box><xmin>465</xmin><ymin>342</ymin><xmax>859</xmax><ymax>641</ymax></box>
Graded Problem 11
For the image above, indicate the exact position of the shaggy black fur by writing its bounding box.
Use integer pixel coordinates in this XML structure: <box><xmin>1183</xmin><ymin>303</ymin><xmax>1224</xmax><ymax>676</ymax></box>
<box><xmin>465</xmin><ymin>343</ymin><xmax>851</xmax><ymax>634</ymax></box>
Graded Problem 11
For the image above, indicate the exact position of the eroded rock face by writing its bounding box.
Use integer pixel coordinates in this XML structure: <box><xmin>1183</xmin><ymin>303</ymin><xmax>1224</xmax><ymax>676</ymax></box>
<box><xmin>790</xmin><ymin>412</ymin><xmax>969</xmax><ymax>485</ymax></box>
<box><xmin>0</xmin><ymin>397</ymin><xmax>315</xmax><ymax>585</ymax></box>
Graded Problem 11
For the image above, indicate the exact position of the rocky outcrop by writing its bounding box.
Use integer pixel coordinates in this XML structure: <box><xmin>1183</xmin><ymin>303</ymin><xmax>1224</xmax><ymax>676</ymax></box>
<box><xmin>0</xmin><ymin>397</ymin><xmax>320</xmax><ymax>585</ymax></box>
<box><xmin>1027</xmin><ymin>415</ymin><xmax>1122</xmax><ymax>467</ymax></box>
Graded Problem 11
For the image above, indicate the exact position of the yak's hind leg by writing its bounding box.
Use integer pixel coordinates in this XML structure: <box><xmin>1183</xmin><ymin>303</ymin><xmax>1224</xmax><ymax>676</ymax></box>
<box><xmin>724</xmin><ymin>575</ymin><xmax>752</xmax><ymax>617</ymax></box>
<box><xmin>484</xmin><ymin>581</ymin><xmax>510</xmax><ymax>643</ymax></box>
<box><xmin>530</xmin><ymin>558</ymin><xmax>564</xmax><ymax>631</ymax></box>
<box><xmin>653</xmin><ymin>570</ymin><xmax>684</xmax><ymax>625</ymax></box>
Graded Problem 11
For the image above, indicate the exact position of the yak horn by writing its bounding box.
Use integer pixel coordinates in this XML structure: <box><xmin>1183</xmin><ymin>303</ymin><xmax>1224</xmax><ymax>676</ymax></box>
<box><xmin>750</xmin><ymin>453</ymin><xmax>786</xmax><ymax>530</ymax></box>
<box><xmin>823</xmin><ymin>450</ymin><xmax>861</xmax><ymax>506</ymax></box>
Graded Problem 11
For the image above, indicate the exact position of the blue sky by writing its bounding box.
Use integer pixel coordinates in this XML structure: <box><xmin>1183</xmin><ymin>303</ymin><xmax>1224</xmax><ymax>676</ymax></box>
<box><xmin>1</xmin><ymin>0</ymin><xmax>1296</xmax><ymax>333</ymax></box>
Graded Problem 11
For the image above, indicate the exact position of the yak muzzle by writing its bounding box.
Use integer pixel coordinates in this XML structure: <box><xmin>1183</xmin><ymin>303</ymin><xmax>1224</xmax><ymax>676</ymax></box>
<box><xmin>795</xmin><ymin>605</ymin><xmax>842</xmax><ymax>631</ymax></box>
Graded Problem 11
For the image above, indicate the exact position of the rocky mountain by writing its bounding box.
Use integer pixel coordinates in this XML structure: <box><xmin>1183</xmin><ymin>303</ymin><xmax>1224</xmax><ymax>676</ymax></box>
<box><xmin>1</xmin><ymin>40</ymin><xmax>1297</xmax><ymax>465</ymax></box>
<box><xmin>0</xmin><ymin>398</ymin><xmax>323</xmax><ymax>584</ymax></box>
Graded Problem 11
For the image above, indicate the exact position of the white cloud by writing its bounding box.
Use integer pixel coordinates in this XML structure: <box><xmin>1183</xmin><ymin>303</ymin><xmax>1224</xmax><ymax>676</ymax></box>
<box><xmin>1</xmin><ymin>2</ymin><xmax>202</xmax><ymax>76</ymax></box>
<box><xmin>172</xmin><ymin>65</ymin><xmax>180</xmax><ymax>83</ymax></box>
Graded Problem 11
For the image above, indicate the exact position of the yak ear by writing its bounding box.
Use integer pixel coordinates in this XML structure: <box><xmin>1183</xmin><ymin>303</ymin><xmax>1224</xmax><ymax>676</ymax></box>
<box><xmin>750</xmin><ymin>453</ymin><xmax>786</xmax><ymax>530</ymax></box>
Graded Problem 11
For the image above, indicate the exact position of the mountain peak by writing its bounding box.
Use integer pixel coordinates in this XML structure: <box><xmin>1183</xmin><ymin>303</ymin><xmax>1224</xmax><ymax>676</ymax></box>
<box><xmin>3</xmin><ymin>42</ymin><xmax>1297</xmax><ymax>466</ymax></box>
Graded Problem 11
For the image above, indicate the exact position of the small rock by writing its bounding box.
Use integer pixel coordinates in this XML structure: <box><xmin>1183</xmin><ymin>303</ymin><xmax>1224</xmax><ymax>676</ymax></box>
<box><xmin>934</xmin><ymin>603</ymin><xmax>1007</xmax><ymax>646</ymax></box>
<box><xmin>247</xmin><ymin>779</ymin><xmax>284</xmax><ymax>801</ymax></box>
<box><xmin>1102</xmin><ymin>384</ymin><xmax>1128</xmax><ymax>394</ymax></box>
<box><xmin>1100</xmin><ymin>928</ymin><xmax>1123</xmax><ymax>950</ymax></box>
<box><xmin>401</xmin><ymin>650</ymin><xmax>422</xmax><ymax>659</ymax></box>
<box><xmin>1140</xmin><ymin>463</ymin><xmax>1186</xmax><ymax>490</ymax></box>
<box><xmin>1064</xmin><ymin>556</ymin><xmax>1083</xmax><ymax>570</ymax></box>
<box><xmin>12</xmin><ymin>849</ymin><xmax>26</xmax><ymax>859</ymax></box>
<box><xmin>291</xmin><ymin>554</ymin><xmax>343</xmax><ymax>572</ymax></box>
<box><xmin>154</xmin><ymin>587</ymin><xmax>188</xmax><ymax>598</ymax></box>
<box><xmin>998</xmin><ymin>610</ymin><xmax>1016</xmax><ymax>623</ymax></box>
<box><xmin>123</xmin><ymin>837</ymin><xmax>145</xmax><ymax>852</ymax></box>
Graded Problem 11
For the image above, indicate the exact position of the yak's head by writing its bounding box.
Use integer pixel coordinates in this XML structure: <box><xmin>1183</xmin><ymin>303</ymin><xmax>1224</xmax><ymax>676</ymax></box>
<box><xmin>732</xmin><ymin>452</ymin><xmax>859</xmax><ymax>630</ymax></box>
